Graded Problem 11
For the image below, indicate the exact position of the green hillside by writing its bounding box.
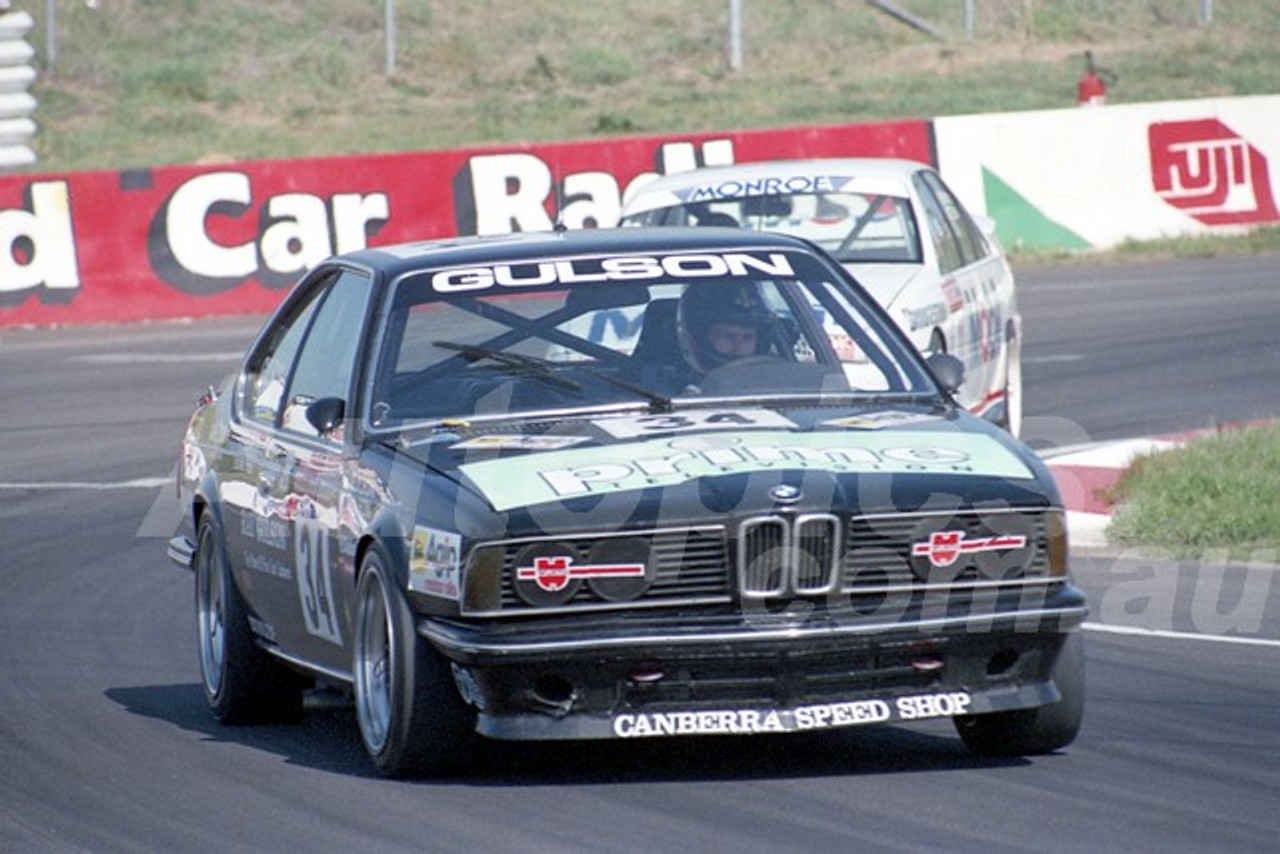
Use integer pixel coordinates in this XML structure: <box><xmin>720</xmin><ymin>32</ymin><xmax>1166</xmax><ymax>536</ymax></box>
<box><xmin>18</xmin><ymin>0</ymin><xmax>1280</xmax><ymax>173</ymax></box>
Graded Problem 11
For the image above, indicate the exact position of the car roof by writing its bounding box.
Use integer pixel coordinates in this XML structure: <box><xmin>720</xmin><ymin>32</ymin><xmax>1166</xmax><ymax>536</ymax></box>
<box><xmin>620</xmin><ymin>157</ymin><xmax>931</xmax><ymax>216</ymax></box>
<box><xmin>337</xmin><ymin>226</ymin><xmax>823</xmax><ymax>278</ymax></box>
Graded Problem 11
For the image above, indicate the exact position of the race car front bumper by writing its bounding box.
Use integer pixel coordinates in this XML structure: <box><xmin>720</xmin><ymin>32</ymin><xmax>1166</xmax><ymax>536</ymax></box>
<box><xmin>420</xmin><ymin>582</ymin><xmax>1088</xmax><ymax>741</ymax></box>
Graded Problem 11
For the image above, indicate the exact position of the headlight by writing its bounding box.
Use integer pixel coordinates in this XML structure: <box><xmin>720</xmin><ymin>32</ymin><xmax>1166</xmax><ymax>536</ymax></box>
<box><xmin>462</xmin><ymin>547</ymin><xmax>503</xmax><ymax>613</ymax></box>
<box><xmin>462</xmin><ymin>536</ymin><xmax>658</xmax><ymax>614</ymax></box>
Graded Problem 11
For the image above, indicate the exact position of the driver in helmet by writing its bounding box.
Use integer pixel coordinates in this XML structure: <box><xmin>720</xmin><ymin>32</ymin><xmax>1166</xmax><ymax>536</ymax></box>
<box><xmin>677</xmin><ymin>282</ymin><xmax>778</xmax><ymax>378</ymax></box>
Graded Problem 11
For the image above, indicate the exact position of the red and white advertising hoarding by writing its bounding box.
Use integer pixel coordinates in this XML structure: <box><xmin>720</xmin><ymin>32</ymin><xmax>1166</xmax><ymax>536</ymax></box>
<box><xmin>0</xmin><ymin>120</ymin><xmax>930</xmax><ymax>327</ymax></box>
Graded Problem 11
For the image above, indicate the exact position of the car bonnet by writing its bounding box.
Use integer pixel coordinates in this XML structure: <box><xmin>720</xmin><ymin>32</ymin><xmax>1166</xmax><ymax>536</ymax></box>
<box><xmin>393</xmin><ymin>405</ymin><xmax>1051</xmax><ymax>516</ymax></box>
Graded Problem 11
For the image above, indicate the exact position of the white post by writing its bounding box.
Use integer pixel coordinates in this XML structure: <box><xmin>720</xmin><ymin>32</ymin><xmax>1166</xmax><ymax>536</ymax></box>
<box><xmin>0</xmin><ymin>7</ymin><xmax>38</xmax><ymax>168</ymax></box>
<box><xmin>728</xmin><ymin>0</ymin><xmax>742</xmax><ymax>72</ymax></box>
<box><xmin>385</xmin><ymin>0</ymin><xmax>397</xmax><ymax>77</ymax></box>
<box><xmin>45</xmin><ymin>0</ymin><xmax>56</xmax><ymax>73</ymax></box>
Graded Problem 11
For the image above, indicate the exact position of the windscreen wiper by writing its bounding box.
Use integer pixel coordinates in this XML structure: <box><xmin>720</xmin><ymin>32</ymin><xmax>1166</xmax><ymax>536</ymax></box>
<box><xmin>432</xmin><ymin>341</ymin><xmax>583</xmax><ymax>391</ymax></box>
<box><xmin>582</xmin><ymin>368</ymin><xmax>674</xmax><ymax>413</ymax></box>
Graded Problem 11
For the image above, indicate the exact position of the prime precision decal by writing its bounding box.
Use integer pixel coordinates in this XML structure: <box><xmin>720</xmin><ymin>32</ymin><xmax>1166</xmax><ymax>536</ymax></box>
<box><xmin>612</xmin><ymin>691</ymin><xmax>972</xmax><ymax>738</ymax></box>
<box><xmin>461</xmin><ymin>430</ymin><xmax>1035</xmax><ymax>512</ymax></box>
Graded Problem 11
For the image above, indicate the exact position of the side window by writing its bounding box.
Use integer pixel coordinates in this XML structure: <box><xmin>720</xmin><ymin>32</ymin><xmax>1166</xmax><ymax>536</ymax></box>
<box><xmin>281</xmin><ymin>269</ymin><xmax>373</xmax><ymax>438</ymax></box>
<box><xmin>919</xmin><ymin>171</ymin><xmax>988</xmax><ymax>266</ymax></box>
<box><xmin>242</xmin><ymin>279</ymin><xmax>329</xmax><ymax>428</ymax></box>
<box><xmin>913</xmin><ymin>173</ymin><xmax>965</xmax><ymax>275</ymax></box>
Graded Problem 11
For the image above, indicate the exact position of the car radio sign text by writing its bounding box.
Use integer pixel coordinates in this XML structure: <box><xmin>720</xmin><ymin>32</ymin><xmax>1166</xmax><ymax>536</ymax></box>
<box><xmin>1</xmin><ymin>118</ymin><xmax>934</xmax><ymax>326</ymax></box>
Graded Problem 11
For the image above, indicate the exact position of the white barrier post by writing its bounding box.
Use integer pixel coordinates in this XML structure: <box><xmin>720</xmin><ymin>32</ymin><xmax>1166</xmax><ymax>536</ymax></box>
<box><xmin>727</xmin><ymin>0</ymin><xmax>742</xmax><ymax>72</ymax></box>
<box><xmin>0</xmin><ymin>8</ymin><xmax>36</xmax><ymax>169</ymax></box>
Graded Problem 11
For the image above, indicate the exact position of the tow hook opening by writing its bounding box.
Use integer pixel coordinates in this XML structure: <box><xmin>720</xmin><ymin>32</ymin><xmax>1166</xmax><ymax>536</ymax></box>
<box><xmin>530</xmin><ymin>674</ymin><xmax>576</xmax><ymax>716</ymax></box>
<box><xmin>986</xmin><ymin>648</ymin><xmax>1020</xmax><ymax>676</ymax></box>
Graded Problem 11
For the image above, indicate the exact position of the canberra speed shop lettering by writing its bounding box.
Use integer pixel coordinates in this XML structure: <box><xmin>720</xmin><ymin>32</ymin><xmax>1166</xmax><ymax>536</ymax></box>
<box><xmin>612</xmin><ymin>691</ymin><xmax>972</xmax><ymax>738</ymax></box>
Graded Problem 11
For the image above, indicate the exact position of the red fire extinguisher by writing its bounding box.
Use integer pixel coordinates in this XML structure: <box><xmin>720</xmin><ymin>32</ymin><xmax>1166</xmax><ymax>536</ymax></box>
<box><xmin>1077</xmin><ymin>50</ymin><xmax>1114</xmax><ymax>106</ymax></box>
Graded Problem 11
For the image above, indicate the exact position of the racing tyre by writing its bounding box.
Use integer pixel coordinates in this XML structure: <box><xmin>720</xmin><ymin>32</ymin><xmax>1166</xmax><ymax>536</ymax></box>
<box><xmin>954</xmin><ymin>631</ymin><xmax>1085</xmax><ymax>757</ymax></box>
<box><xmin>194</xmin><ymin>514</ymin><xmax>304</xmax><ymax>724</ymax></box>
<box><xmin>353</xmin><ymin>548</ymin><xmax>474</xmax><ymax>778</ymax></box>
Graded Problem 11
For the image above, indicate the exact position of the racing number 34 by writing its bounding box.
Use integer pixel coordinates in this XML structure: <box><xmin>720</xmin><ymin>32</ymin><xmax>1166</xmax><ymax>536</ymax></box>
<box><xmin>295</xmin><ymin>517</ymin><xmax>342</xmax><ymax>644</ymax></box>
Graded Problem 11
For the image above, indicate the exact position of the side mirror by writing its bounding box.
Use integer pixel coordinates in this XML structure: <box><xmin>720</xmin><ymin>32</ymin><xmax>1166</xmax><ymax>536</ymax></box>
<box><xmin>305</xmin><ymin>396</ymin><xmax>346</xmax><ymax>436</ymax></box>
<box><xmin>973</xmin><ymin>214</ymin><xmax>998</xmax><ymax>239</ymax></box>
<box><xmin>926</xmin><ymin>353</ymin><xmax>965</xmax><ymax>395</ymax></box>
<box><xmin>972</xmin><ymin>214</ymin><xmax>1007</xmax><ymax>253</ymax></box>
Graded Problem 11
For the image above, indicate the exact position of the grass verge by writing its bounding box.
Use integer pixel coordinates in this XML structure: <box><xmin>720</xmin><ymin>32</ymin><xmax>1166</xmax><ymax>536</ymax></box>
<box><xmin>1106</xmin><ymin>423</ymin><xmax>1280</xmax><ymax>559</ymax></box>
<box><xmin>1009</xmin><ymin>226</ymin><xmax>1280</xmax><ymax>266</ymax></box>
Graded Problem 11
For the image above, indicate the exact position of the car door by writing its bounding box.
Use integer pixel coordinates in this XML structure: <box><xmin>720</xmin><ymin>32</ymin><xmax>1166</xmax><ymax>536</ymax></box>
<box><xmin>270</xmin><ymin>267</ymin><xmax>375</xmax><ymax>671</ymax></box>
<box><xmin>224</xmin><ymin>276</ymin><xmax>331</xmax><ymax>654</ymax></box>
<box><xmin>912</xmin><ymin>169</ymin><xmax>1008</xmax><ymax>417</ymax></box>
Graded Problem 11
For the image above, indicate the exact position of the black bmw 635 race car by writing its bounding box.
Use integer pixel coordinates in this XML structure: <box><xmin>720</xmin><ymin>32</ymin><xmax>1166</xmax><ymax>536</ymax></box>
<box><xmin>169</xmin><ymin>226</ymin><xmax>1086</xmax><ymax>777</ymax></box>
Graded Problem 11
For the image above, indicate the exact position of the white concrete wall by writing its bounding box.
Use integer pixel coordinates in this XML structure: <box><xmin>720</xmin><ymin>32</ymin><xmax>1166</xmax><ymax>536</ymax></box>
<box><xmin>935</xmin><ymin>95</ymin><xmax>1280</xmax><ymax>250</ymax></box>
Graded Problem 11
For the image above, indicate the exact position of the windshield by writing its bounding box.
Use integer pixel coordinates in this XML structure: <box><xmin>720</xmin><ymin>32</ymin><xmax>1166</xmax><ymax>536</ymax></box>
<box><xmin>623</xmin><ymin>192</ymin><xmax>923</xmax><ymax>265</ymax></box>
<box><xmin>366</xmin><ymin>248</ymin><xmax>934</xmax><ymax>427</ymax></box>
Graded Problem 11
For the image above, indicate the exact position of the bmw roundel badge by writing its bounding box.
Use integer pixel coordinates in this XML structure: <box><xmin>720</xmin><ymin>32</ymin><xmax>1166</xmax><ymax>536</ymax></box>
<box><xmin>769</xmin><ymin>484</ymin><xmax>801</xmax><ymax>504</ymax></box>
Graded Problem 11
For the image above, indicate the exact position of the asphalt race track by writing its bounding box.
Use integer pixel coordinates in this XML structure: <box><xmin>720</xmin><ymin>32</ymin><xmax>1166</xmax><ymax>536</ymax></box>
<box><xmin>2</xmin><ymin>256</ymin><xmax>1278</xmax><ymax>853</ymax></box>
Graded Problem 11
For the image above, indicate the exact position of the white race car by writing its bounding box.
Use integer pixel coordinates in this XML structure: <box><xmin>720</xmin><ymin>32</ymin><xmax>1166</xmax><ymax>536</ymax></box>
<box><xmin>619</xmin><ymin>159</ymin><xmax>1022</xmax><ymax>436</ymax></box>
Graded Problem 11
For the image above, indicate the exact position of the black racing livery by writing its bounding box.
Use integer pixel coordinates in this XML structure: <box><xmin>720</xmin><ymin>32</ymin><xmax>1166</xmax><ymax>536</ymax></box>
<box><xmin>169</xmin><ymin>227</ymin><xmax>1086</xmax><ymax>777</ymax></box>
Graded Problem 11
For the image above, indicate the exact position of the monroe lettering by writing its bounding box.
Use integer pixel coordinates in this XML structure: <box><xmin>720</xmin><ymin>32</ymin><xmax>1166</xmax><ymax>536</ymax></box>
<box><xmin>685</xmin><ymin>175</ymin><xmax>844</xmax><ymax>202</ymax></box>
